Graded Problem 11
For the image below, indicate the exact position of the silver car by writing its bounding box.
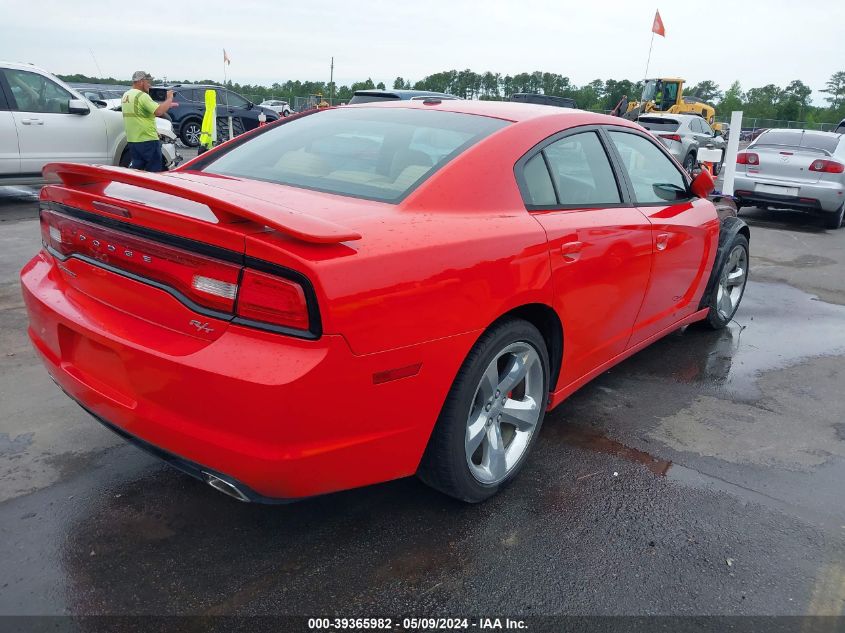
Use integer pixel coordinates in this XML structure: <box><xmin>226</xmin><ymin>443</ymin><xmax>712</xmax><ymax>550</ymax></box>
<box><xmin>637</xmin><ymin>113</ymin><xmax>727</xmax><ymax>174</ymax></box>
<box><xmin>733</xmin><ymin>129</ymin><xmax>845</xmax><ymax>229</ymax></box>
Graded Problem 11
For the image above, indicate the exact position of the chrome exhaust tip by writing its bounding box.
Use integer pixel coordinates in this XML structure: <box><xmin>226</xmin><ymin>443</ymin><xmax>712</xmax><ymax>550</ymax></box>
<box><xmin>202</xmin><ymin>472</ymin><xmax>250</xmax><ymax>502</ymax></box>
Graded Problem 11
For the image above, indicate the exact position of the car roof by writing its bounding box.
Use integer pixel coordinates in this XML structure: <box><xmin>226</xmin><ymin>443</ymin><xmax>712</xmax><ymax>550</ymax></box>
<box><xmin>344</xmin><ymin>98</ymin><xmax>633</xmax><ymax>125</ymax></box>
<box><xmin>760</xmin><ymin>128</ymin><xmax>842</xmax><ymax>139</ymax></box>
<box><xmin>0</xmin><ymin>60</ymin><xmax>52</xmax><ymax>72</ymax></box>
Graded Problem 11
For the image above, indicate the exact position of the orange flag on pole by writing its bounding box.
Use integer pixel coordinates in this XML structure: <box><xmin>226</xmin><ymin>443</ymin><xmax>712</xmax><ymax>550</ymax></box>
<box><xmin>652</xmin><ymin>10</ymin><xmax>666</xmax><ymax>37</ymax></box>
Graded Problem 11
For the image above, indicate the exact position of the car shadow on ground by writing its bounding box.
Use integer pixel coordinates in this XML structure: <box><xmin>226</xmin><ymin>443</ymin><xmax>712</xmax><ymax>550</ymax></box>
<box><xmin>738</xmin><ymin>205</ymin><xmax>828</xmax><ymax>234</ymax></box>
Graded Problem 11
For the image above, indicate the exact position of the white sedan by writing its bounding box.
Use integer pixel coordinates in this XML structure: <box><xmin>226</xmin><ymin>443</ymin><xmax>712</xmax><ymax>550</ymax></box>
<box><xmin>258</xmin><ymin>99</ymin><xmax>291</xmax><ymax>116</ymax></box>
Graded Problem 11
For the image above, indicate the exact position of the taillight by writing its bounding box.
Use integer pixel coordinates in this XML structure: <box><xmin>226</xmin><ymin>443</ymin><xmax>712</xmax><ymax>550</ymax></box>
<box><xmin>737</xmin><ymin>152</ymin><xmax>759</xmax><ymax>165</ymax></box>
<box><xmin>41</xmin><ymin>208</ymin><xmax>241</xmax><ymax>313</ymax></box>
<box><xmin>809</xmin><ymin>159</ymin><xmax>845</xmax><ymax>173</ymax></box>
<box><xmin>659</xmin><ymin>133</ymin><xmax>682</xmax><ymax>142</ymax></box>
<box><xmin>236</xmin><ymin>269</ymin><xmax>309</xmax><ymax>331</ymax></box>
<box><xmin>40</xmin><ymin>208</ymin><xmax>316</xmax><ymax>336</ymax></box>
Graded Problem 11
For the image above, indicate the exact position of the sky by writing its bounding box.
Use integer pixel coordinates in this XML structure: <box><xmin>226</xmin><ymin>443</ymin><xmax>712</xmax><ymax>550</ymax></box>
<box><xmin>3</xmin><ymin>0</ymin><xmax>844</xmax><ymax>105</ymax></box>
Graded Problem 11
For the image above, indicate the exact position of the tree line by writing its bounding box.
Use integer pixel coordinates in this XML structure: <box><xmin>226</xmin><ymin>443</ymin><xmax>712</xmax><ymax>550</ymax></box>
<box><xmin>58</xmin><ymin>69</ymin><xmax>845</xmax><ymax>124</ymax></box>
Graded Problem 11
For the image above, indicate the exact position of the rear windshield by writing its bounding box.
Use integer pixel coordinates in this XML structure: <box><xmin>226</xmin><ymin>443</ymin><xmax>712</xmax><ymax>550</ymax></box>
<box><xmin>638</xmin><ymin>117</ymin><xmax>680</xmax><ymax>133</ymax></box>
<box><xmin>348</xmin><ymin>93</ymin><xmax>401</xmax><ymax>104</ymax></box>
<box><xmin>754</xmin><ymin>130</ymin><xmax>839</xmax><ymax>153</ymax></box>
<box><xmin>201</xmin><ymin>107</ymin><xmax>509</xmax><ymax>202</ymax></box>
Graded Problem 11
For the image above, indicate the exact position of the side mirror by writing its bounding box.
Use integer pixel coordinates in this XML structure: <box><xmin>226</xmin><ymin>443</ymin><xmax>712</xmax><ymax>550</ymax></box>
<box><xmin>68</xmin><ymin>99</ymin><xmax>90</xmax><ymax>115</ymax></box>
<box><xmin>690</xmin><ymin>169</ymin><xmax>715</xmax><ymax>199</ymax></box>
<box><xmin>246</xmin><ymin>101</ymin><xmax>254</xmax><ymax>110</ymax></box>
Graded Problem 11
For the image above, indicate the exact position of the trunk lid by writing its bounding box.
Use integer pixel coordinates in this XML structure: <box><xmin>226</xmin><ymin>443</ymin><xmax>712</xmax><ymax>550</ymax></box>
<box><xmin>39</xmin><ymin>163</ymin><xmax>363</xmax><ymax>341</ymax></box>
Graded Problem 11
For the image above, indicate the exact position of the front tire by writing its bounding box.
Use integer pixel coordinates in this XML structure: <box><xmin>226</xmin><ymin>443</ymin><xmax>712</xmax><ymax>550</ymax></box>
<box><xmin>701</xmin><ymin>234</ymin><xmax>749</xmax><ymax>329</ymax></box>
<box><xmin>823</xmin><ymin>202</ymin><xmax>845</xmax><ymax>230</ymax></box>
<box><xmin>418</xmin><ymin>319</ymin><xmax>550</xmax><ymax>502</ymax></box>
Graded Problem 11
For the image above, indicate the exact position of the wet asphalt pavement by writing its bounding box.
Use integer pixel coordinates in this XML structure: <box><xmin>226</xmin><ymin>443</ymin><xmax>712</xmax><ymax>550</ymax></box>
<box><xmin>0</xmin><ymin>184</ymin><xmax>844</xmax><ymax>622</ymax></box>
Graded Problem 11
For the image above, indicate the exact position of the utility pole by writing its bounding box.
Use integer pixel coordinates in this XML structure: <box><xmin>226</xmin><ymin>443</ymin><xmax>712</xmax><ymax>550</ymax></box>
<box><xmin>330</xmin><ymin>57</ymin><xmax>334</xmax><ymax>104</ymax></box>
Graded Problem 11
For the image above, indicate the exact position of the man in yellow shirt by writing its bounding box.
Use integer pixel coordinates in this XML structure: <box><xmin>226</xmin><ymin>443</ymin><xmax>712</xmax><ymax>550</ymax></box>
<box><xmin>121</xmin><ymin>71</ymin><xmax>176</xmax><ymax>171</ymax></box>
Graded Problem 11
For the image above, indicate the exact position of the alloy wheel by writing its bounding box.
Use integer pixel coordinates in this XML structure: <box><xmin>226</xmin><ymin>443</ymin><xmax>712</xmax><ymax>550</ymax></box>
<box><xmin>185</xmin><ymin>123</ymin><xmax>201</xmax><ymax>146</ymax></box>
<box><xmin>465</xmin><ymin>342</ymin><xmax>544</xmax><ymax>484</ymax></box>
<box><xmin>716</xmin><ymin>244</ymin><xmax>748</xmax><ymax>320</ymax></box>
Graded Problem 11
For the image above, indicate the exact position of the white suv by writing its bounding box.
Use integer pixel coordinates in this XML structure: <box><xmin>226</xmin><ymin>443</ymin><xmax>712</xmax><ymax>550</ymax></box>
<box><xmin>0</xmin><ymin>61</ymin><xmax>179</xmax><ymax>185</ymax></box>
<box><xmin>258</xmin><ymin>99</ymin><xmax>292</xmax><ymax>116</ymax></box>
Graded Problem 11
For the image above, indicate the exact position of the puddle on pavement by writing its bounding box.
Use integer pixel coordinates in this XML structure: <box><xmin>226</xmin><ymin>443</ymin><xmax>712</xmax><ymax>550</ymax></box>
<box><xmin>547</xmin><ymin>425</ymin><xmax>672</xmax><ymax>477</ymax></box>
<box><xmin>0</xmin><ymin>186</ymin><xmax>39</xmax><ymax>203</ymax></box>
<box><xmin>618</xmin><ymin>280</ymin><xmax>845</xmax><ymax>399</ymax></box>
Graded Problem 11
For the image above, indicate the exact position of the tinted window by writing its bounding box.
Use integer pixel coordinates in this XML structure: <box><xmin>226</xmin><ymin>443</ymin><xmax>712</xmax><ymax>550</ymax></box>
<box><xmin>202</xmin><ymin>107</ymin><xmax>508</xmax><ymax>202</ymax></box>
<box><xmin>699</xmin><ymin>119</ymin><xmax>714</xmax><ymax>135</ymax></box>
<box><xmin>608</xmin><ymin>131</ymin><xmax>688</xmax><ymax>204</ymax></box>
<box><xmin>348</xmin><ymin>93</ymin><xmax>401</xmax><ymax>104</ymax></box>
<box><xmin>638</xmin><ymin>117</ymin><xmax>680</xmax><ymax>133</ymax></box>
<box><xmin>4</xmin><ymin>69</ymin><xmax>73</xmax><ymax>113</ymax></box>
<box><xmin>543</xmin><ymin>132</ymin><xmax>621</xmax><ymax>206</ymax></box>
<box><xmin>219</xmin><ymin>90</ymin><xmax>249</xmax><ymax>108</ymax></box>
<box><xmin>754</xmin><ymin>130</ymin><xmax>839</xmax><ymax>153</ymax></box>
<box><xmin>522</xmin><ymin>154</ymin><xmax>556</xmax><ymax>205</ymax></box>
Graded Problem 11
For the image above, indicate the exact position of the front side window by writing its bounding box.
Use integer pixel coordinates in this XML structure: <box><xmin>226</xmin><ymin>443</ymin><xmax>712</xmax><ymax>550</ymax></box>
<box><xmin>3</xmin><ymin>69</ymin><xmax>74</xmax><ymax>114</ymax></box>
<box><xmin>216</xmin><ymin>90</ymin><xmax>249</xmax><ymax>108</ymax></box>
<box><xmin>542</xmin><ymin>132</ymin><xmax>621</xmax><ymax>206</ymax></box>
<box><xmin>608</xmin><ymin>131</ymin><xmax>688</xmax><ymax>204</ymax></box>
<box><xmin>201</xmin><ymin>107</ymin><xmax>508</xmax><ymax>202</ymax></box>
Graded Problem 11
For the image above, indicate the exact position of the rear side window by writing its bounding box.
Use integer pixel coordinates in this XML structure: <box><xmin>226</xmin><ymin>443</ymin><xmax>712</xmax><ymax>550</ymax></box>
<box><xmin>543</xmin><ymin>132</ymin><xmax>621</xmax><ymax>206</ymax></box>
<box><xmin>201</xmin><ymin>107</ymin><xmax>508</xmax><ymax>202</ymax></box>
<box><xmin>638</xmin><ymin>118</ymin><xmax>680</xmax><ymax>133</ymax></box>
<box><xmin>348</xmin><ymin>93</ymin><xmax>401</xmax><ymax>104</ymax></box>
<box><xmin>608</xmin><ymin>131</ymin><xmax>688</xmax><ymax>204</ymax></box>
<box><xmin>523</xmin><ymin>154</ymin><xmax>556</xmax><ymax>205</ymax></box>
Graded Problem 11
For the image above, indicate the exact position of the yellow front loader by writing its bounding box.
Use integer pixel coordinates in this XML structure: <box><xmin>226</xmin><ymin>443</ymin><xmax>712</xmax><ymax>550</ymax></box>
<box><xmin>624</xmin><ymin>78</ymin><xmax>716</xmax><ymax>125</ymax></box>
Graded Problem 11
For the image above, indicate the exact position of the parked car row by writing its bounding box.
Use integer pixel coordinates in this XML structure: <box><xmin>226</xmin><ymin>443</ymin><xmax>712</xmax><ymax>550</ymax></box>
<box><xmin>0</xmin><ymin>61</ymin><xmax>180</xmax><ymax>186</ymax></box>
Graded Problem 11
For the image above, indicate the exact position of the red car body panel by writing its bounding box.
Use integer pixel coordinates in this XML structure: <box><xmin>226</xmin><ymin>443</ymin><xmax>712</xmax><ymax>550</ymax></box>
<box><xmin>21</xmin><ymin>101</ymin><xmax>721</xmax><ymax>500</ymax></box>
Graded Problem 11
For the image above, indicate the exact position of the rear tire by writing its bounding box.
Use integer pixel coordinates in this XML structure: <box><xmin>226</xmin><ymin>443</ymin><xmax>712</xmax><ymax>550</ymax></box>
<box><xmin>118</xmin><ymin>148</ymin><xmax>130</xmax><ymax>168</ymax></box>
<box><xmin>683</xmin><ymin>153</ymin><xmax>696</xmax><ymax>173</ymax></box>
<box><xmin>179</xmin><ymin>119</ymin><xmax>202</xmax><ymax>147</ymax></box>
<box><xmin>418</xmin><ymin>318</ymin><xmax>550</xmax><ymax>502</ymax></box>
<box><xmin>700</xmin><ymin>234</ymin><xmax>749</xmax><ymax>329</ymax></box>
<box><xmin>823</xmin><ymin>202</ymin><xmax>845</xmax><ymax>230</ymax></box>
<box><xmin>215</xmin><ymin>117</ymin><xmax>245</xmax><ymax>142</ymax></box>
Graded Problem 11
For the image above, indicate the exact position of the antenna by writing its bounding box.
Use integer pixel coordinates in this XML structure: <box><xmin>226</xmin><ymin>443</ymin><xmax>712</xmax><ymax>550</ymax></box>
<box><xmin>89</xmin><ymin>49</ymin><xmax>103</xmax><ymax>78</ymax></box>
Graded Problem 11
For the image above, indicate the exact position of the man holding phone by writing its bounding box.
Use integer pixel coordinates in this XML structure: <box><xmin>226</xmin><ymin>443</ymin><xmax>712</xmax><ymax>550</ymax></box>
<box><xmin>121</xmin><ymin>71</ymin><xmax>176</xmax><ymax>171</ymax></box>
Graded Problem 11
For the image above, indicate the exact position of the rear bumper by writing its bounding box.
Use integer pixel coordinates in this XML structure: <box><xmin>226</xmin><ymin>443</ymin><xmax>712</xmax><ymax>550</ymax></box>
<box><xmin>734</xmin><ymin>175</ymin><xmax>844</xmax><ymax>213</ymax></box>
<box><xmin>21</xmin><ymin>250</ymin><xmax>476</xmax><ymax>500</ymax></box>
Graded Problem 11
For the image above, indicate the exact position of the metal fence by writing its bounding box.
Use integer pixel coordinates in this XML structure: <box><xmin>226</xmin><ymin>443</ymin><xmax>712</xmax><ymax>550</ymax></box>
<box><xmin>713</xmin><ymin>117</ymin><xmax>841</xmax><ymax>133</ymax></box>
<box><xmin>241</xmin><ymin>94</ymin><xmax>343</xmax><ymax>110</ymax></box>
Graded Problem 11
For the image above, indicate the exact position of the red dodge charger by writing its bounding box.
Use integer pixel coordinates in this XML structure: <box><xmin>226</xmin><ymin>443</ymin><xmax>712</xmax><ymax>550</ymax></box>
<box><xmin>21</xmin><ymin>100</ymin><xmax>749</xmax><ymax>503</ymax></box>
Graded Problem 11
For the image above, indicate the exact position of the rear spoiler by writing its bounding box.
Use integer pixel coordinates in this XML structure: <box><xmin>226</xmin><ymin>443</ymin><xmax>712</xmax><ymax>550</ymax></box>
<box><xmin>42</xmin><ymin>163</ymin><xmax>362</xmax><ymax>244</ymax></box>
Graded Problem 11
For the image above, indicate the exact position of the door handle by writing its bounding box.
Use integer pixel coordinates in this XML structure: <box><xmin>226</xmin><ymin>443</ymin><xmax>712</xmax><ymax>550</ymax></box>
<box><xmin>560</xmin><ymin>241</ymin><xmax>583</xmax><ymax>262</ymax></box>
<box><xmin>656</xmin><ymin>233</ymin><xmax>670</xmax><ymax>251</ymax></box>
<box><xmin>21</xmin><ymin>118</ymin><xmax>44</xmax><ymax>125</ymax></box>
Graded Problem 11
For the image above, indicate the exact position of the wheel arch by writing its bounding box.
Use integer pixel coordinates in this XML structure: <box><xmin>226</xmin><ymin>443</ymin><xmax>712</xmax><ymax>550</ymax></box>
<box><xmin>487</xmin><ymin>302</ymin><xmax>563</xmax><ymax>391</ymax></box>
<box><xmin>697</xmin><ymin>216</ymin><xmax>750</xmax><ymax>310</ymax></box>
